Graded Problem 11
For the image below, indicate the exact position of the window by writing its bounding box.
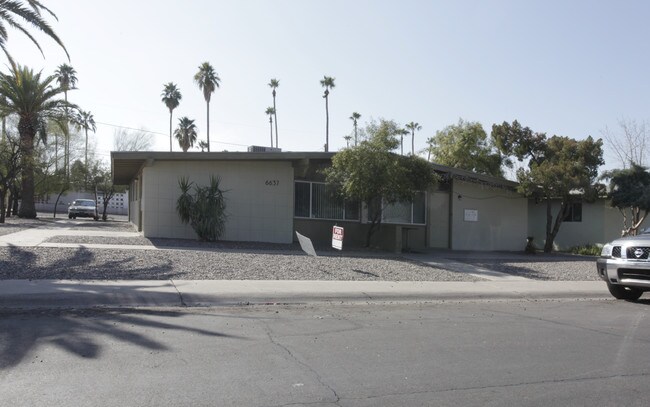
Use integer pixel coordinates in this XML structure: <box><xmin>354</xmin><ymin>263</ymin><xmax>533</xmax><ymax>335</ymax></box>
<box><xmin>368</xmin><ymin>192</ymin><xmax>427</xmax><ymax>225</ymax></box>
<box><xmin>563</xmin><ymin>203</ymin><xmax>582</xmax><ymax>222</ymax></box>
<box><xmin>294</xmin><ymin>181</ymin><xmax>360</xmax><ymax>221</ymax></box>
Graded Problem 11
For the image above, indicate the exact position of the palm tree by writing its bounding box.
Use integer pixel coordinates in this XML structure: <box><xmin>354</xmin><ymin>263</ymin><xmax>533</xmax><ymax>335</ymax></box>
<box><xmin>161</xmin><ymin>82</ymin><xmax>182</xmax><ymax>152</ymax></box>
<box><xmin>0</xmin><ymin>64</ymin><xmax>70</xmax><ymax>218</ymax></box>
<box><xmin>265</xmin><ymin>107</ymin><xmax>275</xmax><ymax>147</ymax></box>
<box><xmin>194</xmin><ymin>62</ymin><xmax>220</xmax><ymax>152</ymax></box>
<box><xmin>344</xmin><ymin>134</ymin><xmax>352</xmax><ymax>148</ymax></box>
<box><xmin>405</xmin><ymin>122</ymin><xmax>421</xmax><ymax>155</ymax></box>
<box><xmin>349</xmin><ymin>112</ymin><xmax>361</xmax><ymax>146</ymax></box>
<box><xmin>268</xmin><ymin>79</ymin><xmax>279</xmax><ymax>148</ymax></box>
<box><xmin>174</xmin><ymin>117</ymin><xmax>198</xmax><ymax>152</ymax></box>
<box><xmin>54</xmin><ymin>63</ymin><xmax>76</xmax><ymax>176</ymax></box>
<box><xmin>0</xmin><ymin>0</ymin><xmax>69</xmax><ymax>62</ymax></box>
<box><xmin>320</xmin><ymin>76</ymin><xmax>335</xmax><ymax>152</ymax></box>
<box><xmin>198</xmin><ymin>140</ymin><xmax>208</xmax><ymax>152</ymax></box>
<box><xmin>73</xmin><ymin>110</ymin><xmax>96</xmax><ymax>183</ymax></box>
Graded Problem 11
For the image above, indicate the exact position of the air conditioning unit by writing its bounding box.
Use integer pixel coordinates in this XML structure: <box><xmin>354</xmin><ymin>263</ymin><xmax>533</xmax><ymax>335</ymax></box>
<box><xmin>247</xmin><ymin>145</ymin><xmax>282</xmax><ymax>152</ymax></box>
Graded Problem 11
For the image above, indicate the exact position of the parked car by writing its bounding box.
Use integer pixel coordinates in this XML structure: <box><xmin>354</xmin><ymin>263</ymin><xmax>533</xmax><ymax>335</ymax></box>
<box><xmin>68</xmin><ymin>199</ymin><xmax>99</xmax><ymax>220</ymax></box>
<box><xmin>597</xmin><ymin>232</ymin><xmax>650</xmax><ymax>300</ymax></box>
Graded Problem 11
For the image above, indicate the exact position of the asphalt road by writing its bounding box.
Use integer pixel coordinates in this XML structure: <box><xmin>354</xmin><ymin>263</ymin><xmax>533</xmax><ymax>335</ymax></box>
<box><xmin>1</xmin><ymin>299</ymin><xmax>650</xmax><ymax>406</ymax></box>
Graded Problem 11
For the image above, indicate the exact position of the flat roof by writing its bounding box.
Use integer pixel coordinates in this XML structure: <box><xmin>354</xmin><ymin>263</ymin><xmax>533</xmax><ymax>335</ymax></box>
<box><xmin>111</xmin><ymin>151</ymin><xmax>335</xmax><ymax>184</ymax></box>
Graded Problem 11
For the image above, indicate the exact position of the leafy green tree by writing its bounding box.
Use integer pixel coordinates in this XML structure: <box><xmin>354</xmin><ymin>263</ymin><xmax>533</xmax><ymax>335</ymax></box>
<box><xmin>0</xmin><ymin>64</ymin><xmax>71</xmax><ymax>218</ymax></box>
<box><xmin>174</xmin><ymin>117</ymin><xmax>198</xmax><ymax>152</ymax></box>
<box><xmin>0</xmin><ymin>0</ymin><xmax>68</xmax><ymax>61</ymax></box>
<box><xmin>405</xmin><ymin>121</ymin><xmax>421</xmax><ymax>156</ymax></box>
<box><xmin>265</xmin><ymin>106</ymin><xmax>275</xmax><ymax>147</ymax></box>
<box><xmin>161</xmin><ymin>82</ymin><xmax>182</xmax><ymax>152</ymax></box>
<box><xmin>398</xmin><ymin>128</ymin><xmax>409</xmax><ymax>155</ymax></box>
<box><xmin>54</xmin><ymin>63</ymin><xmax>76</xmax><ymax>176</ymax></box>
<box><xmin>268</xmin><ymin>78</ymin><xmax>279</xmax><ymax>148</ymax></box>
<box><xmin>88</xmin><ymin>163</ymin><xmax>124</xmax><ymax>221</ymax></box>
<box><xmin>602</xmin><ymin>163</ymin><xmax>650</xmax><ymax>236</ymax></box>
<box><xmin>492</xmin><ymin>120</ymin><xmax>604</xmax><ymax>252</ymax></box>
<box><xmin>177</xmin><ymin>175</ymin><xmax>227</xmax><ymax>241</ymax></box>
<box><xmin>428</xmin><ymin>119</ymin><xmax>505</xmax><ymax>177</ymax></box>
<box><xmin>349</xmin><ymin>112</ymin><xmax>361</xmax><ymax>146</ymax></box>
<box><xmin>194</xmin><ymin>62</ymin><xmax>220</xmax><ymax>152</ymax></box>
<box><xmin>325</xmin><ymin>119</ymin><xmax>437</xmax><ymax>246</ymax></box>
<box><xmin>320</xmin><ymin>76</ymin><xmax>335</xmax><ymax>152</ymax></box>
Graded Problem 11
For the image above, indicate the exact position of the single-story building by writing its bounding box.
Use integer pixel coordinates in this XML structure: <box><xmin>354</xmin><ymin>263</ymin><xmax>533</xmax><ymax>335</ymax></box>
<box><xmin>111</xmin><ymin>151</ymin><xmax>530</xmax><ymax>251</ymax></box>
<box><xmin>111</xmin><ymin>150</ymin><xmax>634</xmax><ymax>252</ymax></box>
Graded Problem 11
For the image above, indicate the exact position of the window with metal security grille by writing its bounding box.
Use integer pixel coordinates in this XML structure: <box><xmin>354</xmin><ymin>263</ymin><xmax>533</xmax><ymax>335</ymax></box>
<box><xmin>294</xmin><ymin>181</ymin><xmax>360</xmax><ymax>221</ymax></box>
<box><xmin>367</xmin><ymin>192</ymin><xmax>426</xmax><ymax>225</ymax></box>
<box><xmin>563</xmin><ymin>203</ymin><xmax>582</xmax><ymax>222</ymax></box>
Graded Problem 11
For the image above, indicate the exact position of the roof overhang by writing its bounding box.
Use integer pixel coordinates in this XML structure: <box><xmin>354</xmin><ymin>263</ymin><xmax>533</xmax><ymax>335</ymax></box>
<box><xmin>111</xmin><ymin>151</ymin><xmax>335</xmax><ymax>185</ymax></box>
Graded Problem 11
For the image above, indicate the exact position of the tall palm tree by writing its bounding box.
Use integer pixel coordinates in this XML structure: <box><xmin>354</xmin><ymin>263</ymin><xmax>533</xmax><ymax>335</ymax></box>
<box><xmin>161</xmin><ymin>82</ymin><xmax>182</xmax><ymax>152</ymax></box>
<box><xmin>344</xmin><ymin>134</ymin><xmax>352</xmax><ymax>148</ymax></box>
<box><xmin>194</xmin><ymin>62</ymin><xmax>220</xmax><ymax>152</ymax></box>
<box><xmin>320</xmin><ymin>76</ymin><xmax>335</xmax><ymax>152</ymax></box>
<box><xmin>54</xmin><ymin>63</ymin><xmax>76</xmax><ymax>176</ymax></box>
<box><xmin>405</xmin><ymin>122</ymin><xmax>421</xmax><ymax>155</ymax></box>
<box><xmin>0</xmin><ymin>0</ymin><xmax>69</xmax><ymax>62</ymax></box>
<box><xmin>265</xmin><ymin>107</ymin><xmax>275</xmax><ymax>147</ymax></box>
<box><xmin>349</xmin><ymin>112</ymin><xmax>361</xmax><ymax>146</ymax></box>
<box><xmin>174</xmin><ymin>117</ymin><xmax>198</xmax><ymax>152</ymax></box>
<box><xmin>73</xmin><ymin>110</ymin><xmax>96</xmax><ymax>182</ymax></box>
<box><xmin>0</xmin><ymin>64</ymin><xmax>70</xmax><ymax>218</ymax></box>
<box><xmin>268</xmin><ymin>78</ymin><xmax>279</xmax><ymax>148</ymax></box>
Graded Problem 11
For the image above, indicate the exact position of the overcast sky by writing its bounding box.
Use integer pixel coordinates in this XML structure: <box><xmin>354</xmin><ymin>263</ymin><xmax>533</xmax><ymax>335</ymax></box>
<box><xmin>7</xmin><ymin>0</ymin><xmax>650</xmax><ymax>169</ymax></box>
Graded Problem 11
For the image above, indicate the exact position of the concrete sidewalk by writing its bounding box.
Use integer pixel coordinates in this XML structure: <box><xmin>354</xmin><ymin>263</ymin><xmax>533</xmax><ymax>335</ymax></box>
<box><xmin>0</xmin><ymin>279</ymin><xmax>611</xmax><ymax>308</ymax></box>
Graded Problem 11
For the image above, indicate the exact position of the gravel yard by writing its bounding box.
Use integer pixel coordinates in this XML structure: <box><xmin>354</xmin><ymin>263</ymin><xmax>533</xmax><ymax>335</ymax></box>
<box><xmin>1</xmin><ymin>215</ymin><xmax>600</xmax><ymax>282</ymax></box>
<box><xmin>0</xmin><ymin>246</ymin><xmax>481</xmax><ymax>282</ymax></box>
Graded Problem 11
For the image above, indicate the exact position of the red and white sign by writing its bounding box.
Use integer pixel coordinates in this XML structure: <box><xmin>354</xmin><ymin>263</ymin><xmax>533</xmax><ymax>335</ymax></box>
<box><xmin>332</xmin><ymin>226</ymin><xmax>344</xmax><ymax>250</ymax></box>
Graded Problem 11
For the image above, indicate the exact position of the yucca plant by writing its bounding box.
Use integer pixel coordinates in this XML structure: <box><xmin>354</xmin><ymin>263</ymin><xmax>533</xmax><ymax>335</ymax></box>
<box><xmin>176</xmin><ymin>175</ymin><xmax>227</xmax><ymax>241</ymax></box>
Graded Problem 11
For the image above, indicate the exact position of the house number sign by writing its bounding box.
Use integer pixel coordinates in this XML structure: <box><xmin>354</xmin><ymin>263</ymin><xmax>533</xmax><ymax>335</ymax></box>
<box><xmin>265</xmin><ymin>180</ymin><xmax>280</xmax><ymax>186</ymax></box>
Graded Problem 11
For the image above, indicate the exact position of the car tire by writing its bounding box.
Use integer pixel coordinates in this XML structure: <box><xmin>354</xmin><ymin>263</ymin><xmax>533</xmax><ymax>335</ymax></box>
<box><xmin>606</xmin><ymin>281</ymin><xmax>643</xmax><ymax>301</ymax></box>
<box><xmin>94</xmin><ymin>216</ymin><xmax>99</xmax><ymax>221</ymax></box>
<box><xmin>68</xmin><ymin>215</ymin><xmax>72</xmax><ymax>219</ymax></box>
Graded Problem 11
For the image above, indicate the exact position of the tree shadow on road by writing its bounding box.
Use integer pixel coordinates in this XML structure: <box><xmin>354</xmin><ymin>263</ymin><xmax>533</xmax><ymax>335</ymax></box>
<box><xmin>0</xmin><ymin>307</ymin><xmax>246</xmax><ymax>369</ymax></box>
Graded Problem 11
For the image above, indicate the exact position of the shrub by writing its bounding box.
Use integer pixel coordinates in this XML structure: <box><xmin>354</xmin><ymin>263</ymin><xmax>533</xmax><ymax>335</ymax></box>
<box><xmin>566</xmin><ymin>244</ymin><xmax>601</xmax><ymax>256</ymax></box>
<box><xmin>176</xmin><ymin>175</ymin><xmax>227</xmax><ymax>241</ymax></box>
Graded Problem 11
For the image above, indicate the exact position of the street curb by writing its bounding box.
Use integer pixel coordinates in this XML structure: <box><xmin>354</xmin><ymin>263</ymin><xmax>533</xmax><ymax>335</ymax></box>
<box><xmin>0</xmin><ymin>280</ymin><xmax>612</xmax><ymax>309</ymax></box>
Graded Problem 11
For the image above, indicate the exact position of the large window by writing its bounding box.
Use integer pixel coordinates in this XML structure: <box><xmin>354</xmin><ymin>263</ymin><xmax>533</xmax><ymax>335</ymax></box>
<box><xmin>294</xmin><ymin>181</ymin><xmax>360</xmax><ymax>220</ymax></box>
<box><xmin>369</xmin><ymin>192</ymin><xmax>426</xmax><ymax>225</ymax></box>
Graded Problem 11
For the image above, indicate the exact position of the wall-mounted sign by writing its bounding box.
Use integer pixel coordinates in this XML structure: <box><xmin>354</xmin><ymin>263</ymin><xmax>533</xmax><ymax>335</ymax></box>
<box><xmin>464</xmin><ymin>209</ymin><xmax>478</xmax><ymax>222</ymax></box>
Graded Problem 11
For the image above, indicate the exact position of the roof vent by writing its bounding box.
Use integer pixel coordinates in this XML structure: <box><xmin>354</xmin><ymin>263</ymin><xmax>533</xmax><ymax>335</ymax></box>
<box><xmin>247</xmin><ymin>145</ymin><xmax>282</xmax><ymax>152</ymax></box>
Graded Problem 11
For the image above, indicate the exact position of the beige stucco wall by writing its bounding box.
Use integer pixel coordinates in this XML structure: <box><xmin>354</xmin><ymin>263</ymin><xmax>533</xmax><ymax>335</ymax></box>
<box><xmin>450</xmin><ymin>180</ymin><xmax>527</xmax><ymax>251</ymax></box>
<box><xmin>140</xmin><ymin>160</ymin><xmax>294</xmax><ymax>243</ymax></box>
<box><xmin>527</xmin><ymin>199</ymin><xmax>648</xmax><ymax>250</ymax></box>
<box><xmin>428</xmin><ymin>191</ymin><xmax>450</xmax><ymax>248</ymax></box>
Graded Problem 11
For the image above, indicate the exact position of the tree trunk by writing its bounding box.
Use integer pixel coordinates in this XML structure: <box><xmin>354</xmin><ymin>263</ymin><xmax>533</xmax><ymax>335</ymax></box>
<box><xmin>544</xmin><ymin>200</ymin><xmax>569</xmax><ymax>253</ymax></box>
<box><xmin>206</xmin><ymin>100</ymin><xmax>210</xmax><ymax>152</ymax></box>
<box><xmin>10</xmin><ymin>186</ymin><xmax>18</xmax><ymax>216</ymax></box>
<box><xmin>18</xmin><ymin>119</ymin><xmax>37</xmax><ymax>218</ymax></box>
<box><xmin>269</xmin><ymin>117</ymin><xmax>273</xmax><ymax>147</ymax></box>
<box><xmin>169</xmin><ymin>110</ymin><xmax>173</xmax><ymax>152</ymax></box>
<box><xmin>325</xmin><ymin>96</ymin><xmax>329</xmax><ymax>152</ymax></box>
<box><xmin>354</xmin><ymin>123</ymin><xmax>358</xmax><ymax>146</ymax></box>
<box><xmin>84</xmin><ymin>128</ymin><xmax>89</xmax><ymax>188</ymax></box>
<box><xmin>273</xmin><ymin>95</ymin><xmax>278</xmax><ymax>149</ymax></box>
<box><xmin>411</xmin><ymin>131</ymin><xmax>415</xmax><ymax>155</ymax></box>
<box><xmin>0</xmin><ymin>189</ymin><xmax>6</xmax><ymax>223</ymax></box>
<box><xmin>400</xmin><ymin>136</ymin><xmax>403</xmax><ymax>155</ymax></box>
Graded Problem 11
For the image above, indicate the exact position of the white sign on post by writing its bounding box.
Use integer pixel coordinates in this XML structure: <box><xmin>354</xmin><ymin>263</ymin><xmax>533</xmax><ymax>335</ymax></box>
<box><xmin>332</xmin><ymin>226</ymin><xmax>344</xmax><ymax>250</ymax></box>
<box><xmin>464</xmin><ymin>209</ymin><xmax>478</xmax><ymax>222</ymax></box>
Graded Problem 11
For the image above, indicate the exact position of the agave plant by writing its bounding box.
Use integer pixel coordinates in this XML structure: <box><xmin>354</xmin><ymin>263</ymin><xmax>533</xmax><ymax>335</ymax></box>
<box><xmin>176</xmin><ymin>175</ymin><xmax>227</xmax><ymax>241</ymax></box>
